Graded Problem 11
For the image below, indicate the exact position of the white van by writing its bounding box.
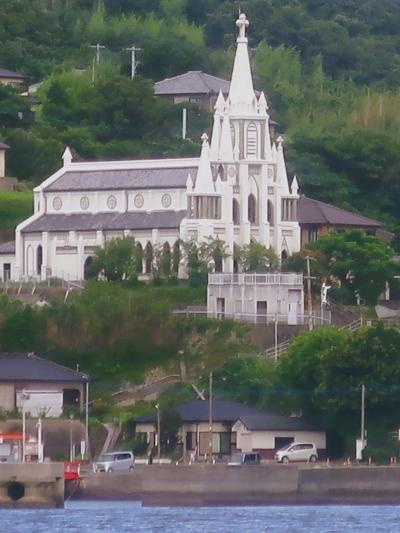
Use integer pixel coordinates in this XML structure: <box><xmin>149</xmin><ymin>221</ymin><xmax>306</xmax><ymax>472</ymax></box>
<box><xmin>94</xmin><ymin>451</ymin><xmax>135</xmax><ymax>473</ymax></box>
<box><xmin>275</xmin><ymin>443</ymin><xmax>318</xmax><ymax>464</ymax></box>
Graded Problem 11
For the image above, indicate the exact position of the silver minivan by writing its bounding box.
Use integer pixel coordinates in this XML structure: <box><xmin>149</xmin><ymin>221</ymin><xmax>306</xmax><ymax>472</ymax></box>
<box><xmin>94</xmin><ymin>451</ymin><xmax>135</xmax><ymax>473</ymax></box>
<box><xmin>275</xmin><ymin>442</ymin><xmax>318</xmax><ymax>464</ymax></box>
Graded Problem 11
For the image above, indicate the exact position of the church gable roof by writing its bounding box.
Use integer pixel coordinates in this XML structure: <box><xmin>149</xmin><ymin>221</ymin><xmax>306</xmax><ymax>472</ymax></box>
<box><xmin>21</xmin><ymin>211</ymin><xmax>186</xmax><ymax>233</ymax></box>
<box><xmin>298</xmin><ymin>196</ymin><xmax>383</xmax><ymax>228</ymax></box>
<box><xmin>44</xmin><ymin>166</ymin><xmax>198</xmax><ymax>192</ymax></box>
<box><xmin>154</xmin><ymin>70</ymin><xmax>230</xmax><ymax>96</ymax></box>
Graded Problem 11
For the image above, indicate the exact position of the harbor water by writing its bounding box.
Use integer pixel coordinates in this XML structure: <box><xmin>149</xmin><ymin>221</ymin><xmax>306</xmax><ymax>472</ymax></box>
<box><xmin>1</xmin><ymin>501</ymin><xmax>400</xmax><ymax>532</ymax></box>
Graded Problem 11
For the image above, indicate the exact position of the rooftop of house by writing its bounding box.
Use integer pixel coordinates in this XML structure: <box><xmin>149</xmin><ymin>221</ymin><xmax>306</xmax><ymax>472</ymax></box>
<box><xmin>154</xmin><ymin>70</ymin><xmax>231</xmax><ymax>96</ymax></box>
<box><xmin>0</xmin><ymin>241</ymin><xmax>16</xmax><ymax>255</ymax></box>
<box><xmin>135</xmin><ymin>399</ymin><xmax>321</xmax><ymax>431</ymax></box>
<box><xmin>298</xmin><ymin>196</ymin><xmax>383</xmax><ymax>228</ymax></box>
<box><xmin>0</xmin><ymin>353</ymin><xmax>89</xmax><ymax>382</ymax></box>
<box><xmin>0</xmin><ymin>142</ymin><xmax>10</xmax><ymax>150</ymax></box>
<box><xmin>0</xmin><ymin>68</ymin><xmax>28</xmax><ymax>80</ymax></box>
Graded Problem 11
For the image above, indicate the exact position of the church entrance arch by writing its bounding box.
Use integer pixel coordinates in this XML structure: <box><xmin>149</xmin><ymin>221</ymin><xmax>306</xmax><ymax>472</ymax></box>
<box><xmin>145</xmin><ymin>242</ymin><xmax>153</xmax><ymax>274</ymax></box>
<box><xmin>248</xmin><ymin>194</ymin><xmax>257</xmax><ymax>224</ymax></box>
<box><xmin>36</xmin><ymin>245</ymin><xmax>43</xmax><ymax>276</ymax></box>
<box><xmin>84</xmin><ymin>256</ymin><xmax>94</xmax><ymax>280</ymax></box>
<box><xmin>26</xmin><ymin>245</ymin><xmax>34</xmax><ymax>277</ymax></box>
<box><xmin>135</xmin><ymin>243</ymin><xmax>144</xmax><ymax>274</ymax></box>
<box><xmin>233</xmin><ymin>198</ymin><xmax>240</xmax><ymax>225</ymax></box>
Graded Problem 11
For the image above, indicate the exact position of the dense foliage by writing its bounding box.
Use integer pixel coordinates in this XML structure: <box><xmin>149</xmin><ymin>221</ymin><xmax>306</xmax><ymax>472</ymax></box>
<box><xmin>2</xmin><ymin>1</ymin><xmax>400</xmax><ymax>240</ymax></box>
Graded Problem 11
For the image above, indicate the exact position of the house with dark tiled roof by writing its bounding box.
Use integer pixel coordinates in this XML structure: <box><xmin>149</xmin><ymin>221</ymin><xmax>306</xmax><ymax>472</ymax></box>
<box><xmin>154</xmin><ymin>70</ymin><xmax>231</xmax><ymax>111</ymax></box>
<box><xmin>298</xmin><ymin>196</ymin><xmax>391</xmax><ymax>247</ymax></box>
<box><xmin>134</xmin><ymin>399</ymin><xmax>325</xmax><ymax>459</ymax></box>
<box><xmin>0</xmin><ymin>68</ymin><xmax>28</xmax><ymax>87</ymax></box>
<box><xmin>0</xmin><ymin>352</ymin><xmax>89</xmax><ymax>417</ymax></box>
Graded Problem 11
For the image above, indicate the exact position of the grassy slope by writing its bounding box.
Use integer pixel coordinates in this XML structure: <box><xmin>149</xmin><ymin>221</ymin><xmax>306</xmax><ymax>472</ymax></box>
<box><xmin>0</xmin><ymin>191</ymin><xmax>33</xmax><ymax>234</ymax></box>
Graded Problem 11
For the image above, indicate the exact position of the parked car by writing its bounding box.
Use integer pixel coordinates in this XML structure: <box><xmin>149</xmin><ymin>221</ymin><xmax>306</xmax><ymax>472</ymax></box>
<box><xmin>93</xmin><ymin>451</ymin><xmax>135</xmax><ymax>473</ymax></box>
<box><xmin>228</xmin><ymin>452</ymin><xmax>261</xmax><ymax>466</ymax></box>
<box><xmin>275</xmin><ymin>443</ymin><xmax>318</xmax><ymax>464</ymax></box>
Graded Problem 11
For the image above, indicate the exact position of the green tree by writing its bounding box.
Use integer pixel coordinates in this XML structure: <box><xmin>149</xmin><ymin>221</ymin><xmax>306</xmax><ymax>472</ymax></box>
<box><xmin>241</xmin><ymin>242</ymin><xmax>279</xmax><ymax>272</ymax></box>
<box><xmin>308</xmin><ymin>230</ymin><xmax>398</xmax><ymax>304</ymax></box>
<box><xmin>91</xmin><ymin>237</ymin><xmax>140</xmax><ymax>282</ymax></box>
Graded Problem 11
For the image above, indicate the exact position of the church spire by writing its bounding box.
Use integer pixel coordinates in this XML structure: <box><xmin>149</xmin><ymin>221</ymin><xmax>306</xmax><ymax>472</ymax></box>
<box><xmin>228</xmin><ymin>13</ymin><xmax>255</xmax><ymax>113</ymax></box>
<box><xmin>218</xmin><ymin>111</ymin><xmax>234</xmax><ymax>161</ymax></box>
<box><xmin>276</xmin><ymin>136</ymin><xmax>290</xmax><ymax>193</ymax></box>
<box><xmin>194</xmin><ymin>133</ymin><xmax>215</xmax><ymax>194</ymax></box>
<box><xmin>210</xmin><ymin>91</ymin><xmax>225</xmax><ymax>160</ymax></box>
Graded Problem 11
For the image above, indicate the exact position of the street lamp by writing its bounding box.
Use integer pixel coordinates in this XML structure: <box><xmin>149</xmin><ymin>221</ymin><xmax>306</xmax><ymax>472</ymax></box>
<box><xmin>69</xmin><ymin>414</ymin><xmax>74</xmax><ymax>462</ymax></box>
<box><xmin>155</xmin><ymin>403</ymin><xmax>161</xmax><ymax>463</ymax></box>
<box><xmin>208</xmin><ymin>372</ymin><xmax>213</xmax><ymax>463</ymax></box>
<box><xmin>20</xmin><ymin>390</ymin><xmax>30</xmax><ymax>463</ymax></box>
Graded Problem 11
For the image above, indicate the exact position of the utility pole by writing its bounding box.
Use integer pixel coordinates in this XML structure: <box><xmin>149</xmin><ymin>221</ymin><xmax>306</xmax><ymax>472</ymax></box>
<box><xmin>91</xmin><ymin>43</ymin><xmax>105</xmax><ymax>65</ymax></box>
<box><xmin>274</xmin><ymin>314</ymin><xmax>278</xmax><ymax>363</ymax></box>
<box><xmin>124</xmin><ymin>44</ymin><xmax>141</xmax><ymax>79</ymax></box>
<box><xmin>356</xmin><ymin>384</ymin><xmax>367</xmax><ymax>460</ymax></box>
<box><xmin>37</xmin><ymin>418</ymin><xmax>43</xmax><ymax>463</ymax></box>
<box><xmin>361</xmin><ymin>383</ymin><xmax>365</xmax><ymax>443</ymax></box>
<box><xmin>90</xmin><ymin>43</ymin><xmax>105</xmax><ymax>84</ymax></box>
<box><xmin>182</xmin><ymin>108</ymin><xmax>187</xmax><ymax>140</ymax></box>
<box><xmin>208</xmin><ymin>372</ymin><xmax>213</xmax><ymax>463</ymax></box>
<box><xmin>305</xmin><ymin>256</ymin><xmax>315</xmax><ymax>331</ymax></box>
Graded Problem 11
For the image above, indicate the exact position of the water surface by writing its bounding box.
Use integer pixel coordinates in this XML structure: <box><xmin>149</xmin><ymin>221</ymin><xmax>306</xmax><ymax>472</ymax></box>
<box><xmin>1</xmin><ymin>501</ymin><xmax>400</xmax><ymax>532</ymax></box>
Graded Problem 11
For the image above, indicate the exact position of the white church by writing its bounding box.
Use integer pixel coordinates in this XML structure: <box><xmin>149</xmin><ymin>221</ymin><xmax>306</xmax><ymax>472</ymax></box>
<box><xmin>0</xmin><ymin>14</ymin><xmax>300</xmax><ymax>282</ymax></box>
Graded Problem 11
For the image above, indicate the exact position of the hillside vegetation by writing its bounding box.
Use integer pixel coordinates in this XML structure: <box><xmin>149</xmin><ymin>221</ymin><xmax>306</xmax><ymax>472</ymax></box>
<box><xmin>2</xmin><ymin>0</ymin><xmax>400</xmax><ymax>245</ymax></box>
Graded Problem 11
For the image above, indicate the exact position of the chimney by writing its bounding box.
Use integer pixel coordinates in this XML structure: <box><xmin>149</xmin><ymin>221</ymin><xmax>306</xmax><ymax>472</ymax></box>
<box><xmin>0</xmin><ymin>142</ymin><xmax>9</xmax><ymax>178</ymax></box>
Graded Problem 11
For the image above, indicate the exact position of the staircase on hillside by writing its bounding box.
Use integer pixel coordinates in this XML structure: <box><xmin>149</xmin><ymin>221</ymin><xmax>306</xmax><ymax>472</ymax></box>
<box><xmin>264</xmin><ymin>316</ymin><xmax>372</xmax><ymax>361</ymax></box>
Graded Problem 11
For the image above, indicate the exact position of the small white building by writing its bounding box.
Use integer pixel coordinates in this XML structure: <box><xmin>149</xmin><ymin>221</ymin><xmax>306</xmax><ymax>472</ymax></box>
<box><xmin>207</xmin><ymin>272</ymin><xmax>304</xmax><ymax>324</ymax></box>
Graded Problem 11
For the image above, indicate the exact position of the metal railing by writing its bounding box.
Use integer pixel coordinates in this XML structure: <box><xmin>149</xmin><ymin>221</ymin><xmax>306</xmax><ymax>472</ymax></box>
<box><xmin>208</xmin><ymin>273</ymin><xmax>303</xmax><ymax>286</ymax></box>
<box><xmin>172</xmin><ymin>308</ymin><xmax>332</xmax><ymax>326</ymax></box>
<box><xmin>264</xmin><ymin>316</ymin><xmax>373</xmax><ymax>362</ymax></box>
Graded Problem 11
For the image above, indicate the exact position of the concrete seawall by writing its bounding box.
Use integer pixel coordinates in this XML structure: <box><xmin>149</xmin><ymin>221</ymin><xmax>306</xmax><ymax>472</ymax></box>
<box><xmin>0</xmin><ymin>463</ymin><xmax>64</xmax><ymax>508</ymax></box>
<box><xmin>75</xmin><ymin>464</ymin><xmax>400</xmax><ymax>506</ymax></box>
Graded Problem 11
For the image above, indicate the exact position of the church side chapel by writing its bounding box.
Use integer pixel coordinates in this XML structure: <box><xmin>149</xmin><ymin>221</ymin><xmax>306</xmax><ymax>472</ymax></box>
<box><xmin>5</xmin><ymin>14</ymin><xmax>301</xmax><ymax>282</ymax></box>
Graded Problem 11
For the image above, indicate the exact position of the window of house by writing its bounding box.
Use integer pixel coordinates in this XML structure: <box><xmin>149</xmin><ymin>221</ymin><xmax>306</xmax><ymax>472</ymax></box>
<box><xmin>3</xmin><ymin>263</ymin><xmax>11</xmax><ymax>281</ymax></box>
<box><xmin>275</xmin><ymin>437</ymin><xmax>294</xmax><ymax>450</ymax></box>
<box><xmin>308</xmin><ymin>227</ymin><xmax>318</xmax><ymax>242</ymax></box>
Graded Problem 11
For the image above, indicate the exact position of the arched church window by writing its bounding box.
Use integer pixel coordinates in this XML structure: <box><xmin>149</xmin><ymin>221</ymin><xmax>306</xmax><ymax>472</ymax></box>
<box><xmin>217</xmin><ymin>164</ymin><xmax>225</xmax><ymax>181</ymax></box>
<box><xmin>248</xmin><ymin>194</ymin><xmax>257</xmax><ymax>224</ymax></box>
<box><xmin>145</xmin><ymin>242</ymin><xmax>153</xmax><ymax>274</ymax></box>
<box><xmin>232</xmin><ymin>199</ymin><xmax>240</xmax><ymax>225</ymax></box>
<box><xmin>36</xmin><ymin>245</ymin><xmax>43</xmax><ymax>276</ymax></box>
<box><xmin>172</xmin><ymin>241</ymin><xmax>181</xmax><ymax>274</ymax></box>
<box><xmin>267</xmin><ymin>199</ymin><xmax>274</xmax><ymax>226</ymax></box>
<box><xmin>161</xmin><ymin>242</ymin><xmax>171</xmax><ymax>276</ymax></box>
<box><xmin>135</xmin><ymin>242</ymin><xmax>144</xmax><ymax>274</ymax></box>
<box><xmin>246</xmin><ymin>123</ymin><xmax>257</xmax><ymax>158</ymax></box>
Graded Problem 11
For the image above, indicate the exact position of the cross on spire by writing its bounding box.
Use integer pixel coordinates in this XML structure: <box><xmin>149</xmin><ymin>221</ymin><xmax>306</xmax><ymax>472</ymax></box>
<box><xmin>236</xmin><ymin>13</ymin><xmax>249</xmax><ymax>40</ymax></box>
